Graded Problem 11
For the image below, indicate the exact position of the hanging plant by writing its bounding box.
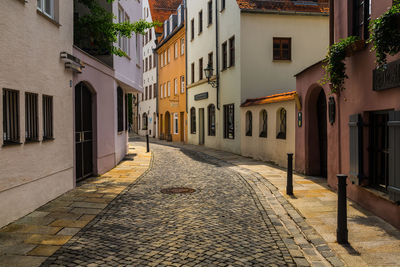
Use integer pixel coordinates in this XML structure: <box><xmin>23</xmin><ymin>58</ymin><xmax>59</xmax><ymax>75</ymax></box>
<box><xmin>368</xmin><ymin>1</ymin><xmax>400</xmax><ymax>69</ymax></box>
<box><xmin>321</xmin><ymin>36</ymin><xmax>361</xmax><ymax>93</ymax></box>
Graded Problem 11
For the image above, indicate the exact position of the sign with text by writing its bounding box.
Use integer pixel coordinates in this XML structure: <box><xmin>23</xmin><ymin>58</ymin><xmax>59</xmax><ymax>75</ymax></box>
<box><xmin>194</xmin><ymin>92</ymin><xmax>209</xmax><ymax>101</ymax></box>
<box><xmin>373</xmin><ymin>59</ymin><xmax>400</xmax><ymax>91</ymax></box>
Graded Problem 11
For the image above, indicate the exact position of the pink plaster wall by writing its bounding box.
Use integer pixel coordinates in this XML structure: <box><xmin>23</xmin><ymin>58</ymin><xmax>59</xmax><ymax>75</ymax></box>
<box><xmin>296</xmin><ymin>0</ymin><xmax>400</xmax><ymax>229</ymax></box>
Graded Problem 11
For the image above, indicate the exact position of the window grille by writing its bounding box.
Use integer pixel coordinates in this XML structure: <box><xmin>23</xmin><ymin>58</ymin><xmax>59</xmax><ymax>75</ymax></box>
<box><xmin>25</xmin><ymin>92</ymin><xmax>39</xmax><ymax>141</ymax></box>
<box><xmin>43</xmin><ymin>95</ymin><xmax>54</xmax><ymax>139</ymax></box>
<box><xmin>3</xmin><ymin>89</ymin><xmax>20</xmax><ymax>144</ymax></box>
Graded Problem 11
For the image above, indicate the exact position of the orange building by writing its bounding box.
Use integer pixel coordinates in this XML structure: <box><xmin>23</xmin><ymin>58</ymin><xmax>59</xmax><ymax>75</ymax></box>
<box><xmin>156</xmin><ymin>11</ymin><xmax>186</xmax><ymax>143</ymax></box>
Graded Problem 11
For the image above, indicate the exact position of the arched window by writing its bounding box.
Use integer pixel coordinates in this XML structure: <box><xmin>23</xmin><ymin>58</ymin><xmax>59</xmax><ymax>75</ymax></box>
<box><xmin>190</xmin><ymin>107</ymin><xmax>196</xmax><ymax>134</ymax></box>
<box><xmin>117</xmin><ymin>87</ymin><xmax>124</xmax><ymax>132</ymax></box>
<box><xmin>245</xmin><ymin>111</ymin><xmax>252</xmax><ymax>136</ymax></box>
<box><xmin>142</xmin><ymin>113</ymin><xmax>148</xmax><ymax>130</ymax></box>
<box><xmin>259</xmin><ymin>109</ymin><xmax>267</xmax><ymax>138</ymax></box>
<box><xmin>276</xmin><ymin>108</ymin><xmax>286</xmax><ymax>139</ymax></box>
<box><xmin>208</xmin><ymin>104</ymin><xmax>215</xmax><ymax>136</ymax></box>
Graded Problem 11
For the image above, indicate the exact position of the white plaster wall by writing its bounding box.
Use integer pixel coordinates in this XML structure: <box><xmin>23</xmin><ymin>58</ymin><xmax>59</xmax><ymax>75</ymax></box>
<box><xmin>0</xmin><ymin>0</ymin><xmax>74</xmax><ymax>227</ymax></box>
<box><xmin>187</xmin><ymin>0</ymin><xmax>241</xmax><ymax>154</ymax></box>
<box><xmin>240</xmin><ymin>13</ymin><xmax>329</xmax><ymax>101</ymax></box>
<box><xmin>139</xmin><ymin>0</ymin><xmax>158</xmax><ymax>138</ymax></box>
<box><xmin>241</xmin><ymin>101</ymin><xmax>296</xmax><ymax>168</ymax></box>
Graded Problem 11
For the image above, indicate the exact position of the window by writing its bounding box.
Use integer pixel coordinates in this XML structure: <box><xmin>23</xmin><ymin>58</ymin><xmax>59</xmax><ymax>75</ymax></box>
<box><xmin>117</xmin><ymin>8</ymin><xmax>130</xmax><ymax>55</ymax></box>
<box><xmin>208</xmin><ymin>52</ymin><xmax>213</xmax><ymax>70</ymax></box>
<box><xmin>191</xmin><ymin>63</ymin><xmax>195</xmax><ymax>83</ymax></box>
<box><xmin>149</xmin><ymin>85</ymin><xmax>152</xmax><ymax>99</ymax></box>
<box><xmin>145</xmin><ymin>57</ymin><xmax>148</xmax><ymax>72</ymax></box>
<box><xmin>3</xmin><ymin>89</ymin><xmax>20</xmax><ymax>144</ymax></box>
<box><xmin>222</xmin><ymin>41</ymin><xmax>227</xmax><ymax>70</ymax></box>
<box><xmin>163</xmin><ymin>51</ymin><xmax>166</xmax><ymax>65</ymax></box>
<box><xmin>167</xmin><ymin>81</ymin><xmax>171</xmax><ymax>96</ymax></box>
<box><xmin>273</xmin><ymin>38</ymin><xmax>291</xmax><ymax>60</ymax></box>
<box><xmin>181</xmin><ymin>38</ymin><xmax>185</xmax><ymax>55</ymax></box>
<box><xmin>181</xmin><ymin>76</ymin><xmax>185</xmax><ymax>93</ymax></box>
<box><xmin>174</xmin><ymin>42</ymin><xmax>178</xmax><ymax>58</ymax></box>
<box><xmin>149</xmin><ymin>55</ymin><xmax>152</xmax><ymax>69</ymax></box>
<box><xmin>154</xmin><ymin>83</ymin><xmax>157</xmax><ymax>98</ymax></box>
<box><xmin>160</xmin><ymin>84</ymin><xmax>163</xmax><ymax>98</ymax></box>
<box><xmin>208</xmin><ymin>104</ymin><xmax>216</xmax><ymax>136</ymax></box>
<box><xmin>191</xmin><ymin>19</ymin><xmax>195</xmax><ymax>40</ymax></box>
<box><xmin>167</xmin><ymin>48</ymin><xmax>170</xmax><ymax>63</ymax></box>
<box><xmin>125</xmin><ymin>94</ymin><xmax>128</xmax><ymax>131</ymax></box>
<box><xmin>160</xmin><ymin>53</ymin><xmax>164</xmax><ymax>67</ymax></box>
<box><xmin>37</xmin><ymin>0</ymin><xmax>54</xmax><ymax>19</ymax></box>
<box><xmin>352</xmin><ymin>0</ymin><xmax>371</xmax><ymax>39</ymax></box>
<box><xmin>174</xmin><ymin>78</ymin><xmax>178</xmax><ymax>95</ymax></box>
<box><xmin>25</xmin><ymin>93</ymin><xmax>39</xmax><ymax>142</ymax></box>
<box><xmin>142</xmin><ymin>113</ymin><xmax>148</xmax><ymax>130</ymax></box>
<box><xmin>153</xmin><ymin>53</ymin><xmax>156</xmax><ymax>67</ymax></box>
<box><xmin>199</xmin><ymin>58</ymin><xmax>203</xmax><ymax>81</ymax></box>
<box><xmin>259</xmin><ymin>109</ymin><xmax>268</xmax><ymax>138</ymax></box>
<box><xmin>198</xmin><ymin>10</ymin><xmax>203</xmax><ymax>34</ymax></box>
<box><xmin>208</xmin><ymin>1</ymin><xmax>213</xmax><ymax>25</ymax></box>
<box><xmin>173</xmin><ymin>113</ymin><xmax>179</xmax><ymax>134</ymax></box>
<box><xmin>229</xmin><ymin>36</ymin><xmax>235</xmax><ymax>67</ymax></box>
<box><xmin>124</xmin><ymin>13</ymin><xmax>130</xmax><ymax>56</ymax></box>
<box><xmin>164</xmin><ymin>83</ymin><xmax>167</xmax><ymax>97</ymax></box>
<box><xmin>190</xmin><ymin>107</ymin><xmax>196</xmax><ymax>134</ymax></box>
<box><xmin>117</xmin><ymin>87</ymin><xmax>124</xmax><ymax>132</ymax></box>
<box><xmin>276</xmin><ymin>108</ymin><xmax>286</xmax><ymax>139</ymax></box>
<box><xmin>43</xmin><ymin>95</ymin><xmax>53</xmax><ymax>139</ymax></box>
<box><xmin>223</xmin><ymin>104</ymin><xmax>234</xmax><ymax>139</ymax></box>
<box><xmin>221</xmin><ymin>0</ymin><xmax>226</xmax><ymax>11</ymax></box>
<box><xmin>145</xmin><ymin>86</ymin><xmax>148</xmax><ymax>100</ymax></box>
<box><xmin>246</xmin><ymin>111</ymin><xmax>252</xmax><ymax>136</ymax></box>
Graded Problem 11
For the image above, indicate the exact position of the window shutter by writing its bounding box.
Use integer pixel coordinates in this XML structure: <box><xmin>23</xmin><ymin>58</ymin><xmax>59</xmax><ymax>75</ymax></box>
<box><xmin>388</xmin><ymin>111</ymin><xmax>400</xmax><ymax>203</ymax></box>
<box><xmin>349</xmin><ymin>114</ymin><xmax>363</xmax><ymax>185</ymax></box>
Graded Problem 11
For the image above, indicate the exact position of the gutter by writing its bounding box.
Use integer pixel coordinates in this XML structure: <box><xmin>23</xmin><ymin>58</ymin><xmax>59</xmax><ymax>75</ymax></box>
<box><xmin>185</xmin><ymin>0</ymin><xmax>188</xmax><ymax>113</ymax></box>
<box><xmin>240</xmin><ymin>9</ymin><xmax>329</xmax><ymax>16</ymax></box>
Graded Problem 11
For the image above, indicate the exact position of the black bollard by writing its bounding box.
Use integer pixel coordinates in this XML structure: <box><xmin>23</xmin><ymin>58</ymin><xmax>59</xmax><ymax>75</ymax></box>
<box><xmin>337</xmin><ymin>174</ymin><xmax>348</xmax><ymax>244</ymax></box>
<box><xmin>146</xmin><ymin>134</ymin><xmax>150</xmax><ymax>153</ymax></box>
<box><xmin>286</xmin><ymin>153</ymin><xmax>293</xmax><ymax>195</ymax></box>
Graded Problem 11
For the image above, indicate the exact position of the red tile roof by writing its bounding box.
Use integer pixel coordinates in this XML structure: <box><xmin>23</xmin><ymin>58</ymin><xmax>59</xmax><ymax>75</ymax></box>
<box><xmin>241</xmin><ymin>91</ymin><xmax>297</xmax><ymax>107</ymax></box>
<box><xmin>236</xmin><ymin>0</ymin><xmax>329</xmax><ymax>14</ymax></box>
<box><xmin>148</xmin><ymin>0</ymin><xmax>182</xmax><ymax>34</ymax></box>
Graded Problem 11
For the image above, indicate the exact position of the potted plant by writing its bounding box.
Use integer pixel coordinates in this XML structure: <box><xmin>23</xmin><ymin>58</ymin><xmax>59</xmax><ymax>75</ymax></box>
<box><xmin>345</xmin><ymin>39</ymin><xmax>366</xmax><ymax>57</ymax></box>
<box><xmin>369</xmin><ymin>1</ymin><xmax>400</xmax><ymax>69</ymax></box>
<box><xmin>321</xmin><ymin>36</ymin><xmax>361</xmax><ymax>93</ymax></box>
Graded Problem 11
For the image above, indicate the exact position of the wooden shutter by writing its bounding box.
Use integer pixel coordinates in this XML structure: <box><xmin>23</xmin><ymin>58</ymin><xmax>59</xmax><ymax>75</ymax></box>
<box><xmin>349</xmin><ymin>114</ymin><xmax>363</xmax><ymax>185</ymax></box>
<box><xmin>388</xmin><ymin>111</ymin><xmax>400</xmax><ymax>202</ymax></box>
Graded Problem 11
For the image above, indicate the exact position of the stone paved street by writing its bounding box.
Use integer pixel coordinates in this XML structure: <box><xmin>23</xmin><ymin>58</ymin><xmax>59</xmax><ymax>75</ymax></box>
<box><xmin>41</xmin><ymin>142</ymin><xmax>314</xmax><ymax>266</ymax></box>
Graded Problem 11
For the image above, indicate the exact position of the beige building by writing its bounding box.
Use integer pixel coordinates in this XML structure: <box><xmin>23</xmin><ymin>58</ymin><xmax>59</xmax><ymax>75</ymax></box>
<box><xmin>187</xmin><ymin>0</ymin><xmax>328</xmax><ymax>166</ymax></box>
<box><xmin>0</xmin><ymin>0</ymin><xmax>74</xmax><ymax>227</ymax></box>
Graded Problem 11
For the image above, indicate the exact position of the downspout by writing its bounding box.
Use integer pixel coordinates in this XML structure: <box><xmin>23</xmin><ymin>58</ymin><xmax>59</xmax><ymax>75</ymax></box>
<box><xmin>185</xmin><ymin>0</ymin><xmax>188</xmax><ymax>113</ymax></box>
<box><xmin>215</xmin><ymin>0</ymin><xmax>220</xmax><ymax>110</ymax></box>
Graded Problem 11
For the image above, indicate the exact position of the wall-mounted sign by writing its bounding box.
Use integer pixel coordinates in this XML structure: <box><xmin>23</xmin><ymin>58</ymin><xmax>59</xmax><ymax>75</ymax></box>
<box><xmin>328</xmin><ymin>96</ymin><xmax>336</xmax><ymax>125</ymax></box>
<box><xmin>298</xmin><ymin>112</ymin><xmax>302</xmax><ymax>127</ymax></box>
<box><xmin>194</xmin><ymin>92</ymin><xmax>209</xmax><ymax>101</ymax></box>
<box><xmin>373</xmin><ymin>58</ymin><xmax>400</xmax><ymax>91</ymax></box>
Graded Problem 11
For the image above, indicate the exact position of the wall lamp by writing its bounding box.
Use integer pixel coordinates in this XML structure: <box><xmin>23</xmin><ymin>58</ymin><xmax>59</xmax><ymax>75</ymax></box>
<box><xmin>204</xmin><ymin>62</ymin><xmax>218</xmax><ymax>88</ymax></box>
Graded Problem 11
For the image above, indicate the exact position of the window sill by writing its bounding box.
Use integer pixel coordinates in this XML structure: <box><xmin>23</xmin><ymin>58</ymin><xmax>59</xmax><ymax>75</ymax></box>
<box><xmin>24</xmin><ymin>139</ymin><xmax>41</xmax><ymax>144</ymax></box>
<box><xmin>273</xmin><ymin>59</ymin><xmax>292</xmax><ymax>62</ymax></box>
<box><xmin>228</xmin><ymin>64</ymin><xmax>235</xmax><ymax>69</ymax></box>
<box><xmin>16</xmin><ymin>0</ymin><xmax>27</xmax><ymax>5</ymax></box>
<box><xmin>136</xmin><ymin>63</ymin><xmax>141</xmax><ymax>69</ymax></box>
<box><xmin>363</xmin><ymin>186</ymin><xmax>396</xmax><ymax>204</ymax></box>
<box><xmin>207</xmin><ymin>23</ymin><xmax>212</xmax><ymax>28</ymax></box>
<box><xmin>221</xmin><ymin>68</ymin><xmax>227</xmax><ymax>72</ymax></box>
<box><xmin>37</xmin><ymin>10</ymin><xmax>61</xmax><ymax>27</ymax></box>
<box><xmin>198</xmin><ymin>32</ymin><xmax>203</xmax><ymax>36</ymax></box>
<box><xmin>2</xmin><ymin>141</ymin><xmax>22</xmax><ymax>147</ymax></box>
<box><xmin>42</xmin><ymin>137</ymin><xmax>55</xmax><ymax>142</ymax></box>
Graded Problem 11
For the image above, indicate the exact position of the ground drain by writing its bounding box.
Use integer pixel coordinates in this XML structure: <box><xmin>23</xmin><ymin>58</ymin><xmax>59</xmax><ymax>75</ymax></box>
<box><xmin>161</xmin><ymin>187</ymin><xmax>196</xmax><ymax>195</ymax></box>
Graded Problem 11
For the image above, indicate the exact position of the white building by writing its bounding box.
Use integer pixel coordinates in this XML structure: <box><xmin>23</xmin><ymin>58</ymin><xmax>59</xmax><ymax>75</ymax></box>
<box><xmin>138</xmin><ymin>0</ymin><xmax>158</xmax><ymax>138</ymax></box>
<box><xmin>186</xmin><ymin>0</ymin><xmax>329</xmax><ymax>164</ymax></box>
<box><xmin>0</xmin><ymin>0</ymin><xmax>74</xmax><ymax>228</ymax></box>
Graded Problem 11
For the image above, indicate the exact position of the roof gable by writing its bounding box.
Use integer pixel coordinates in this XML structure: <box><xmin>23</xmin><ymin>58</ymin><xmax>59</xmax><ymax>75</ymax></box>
<box><xmin>148</xmin><ymin>0</ymin><xmax>182</xmax><ymax>34</ymax></box>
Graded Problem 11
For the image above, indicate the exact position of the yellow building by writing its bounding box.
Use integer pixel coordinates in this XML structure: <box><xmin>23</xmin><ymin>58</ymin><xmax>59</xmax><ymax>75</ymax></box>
<box><xmin>157</xmin><ymin>17</ymin><xmax>186</xmax><ymax>142</ymax></box>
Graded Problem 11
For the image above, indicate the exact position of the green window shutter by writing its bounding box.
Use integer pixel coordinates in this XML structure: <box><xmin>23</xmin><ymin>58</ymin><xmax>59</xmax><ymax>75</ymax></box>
<box><xmin>388</xmin><ymin>111</ymin><xmax>400</xmax><ymax>203</ymax></box>
<box><xmin>349</xmin><ymin>114</ymin><xmax>363</xmax><ymax>185</ymax></box>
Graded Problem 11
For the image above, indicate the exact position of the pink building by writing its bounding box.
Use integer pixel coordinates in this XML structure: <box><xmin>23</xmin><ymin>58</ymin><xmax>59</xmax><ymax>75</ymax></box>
<box><xmin>296</xmin><ymin>0</ymin><xmax>400</xmax><ymax>229</ymax></box>
<box><xmin>73</xmin><ymin>0</ymin><xmax>143</xmax><ymax>182</ymax></box>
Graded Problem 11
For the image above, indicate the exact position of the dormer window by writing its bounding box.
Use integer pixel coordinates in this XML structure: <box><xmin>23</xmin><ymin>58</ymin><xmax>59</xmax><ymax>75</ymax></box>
<box><xmin>164</xmin><ymin>20</ymin><xmax>169</xmax><ymax>37</ymax></box>
<box><xmin>178</xmin><ymin>6</ymin><xmax>182</xmax><ymax>25</ymax></box>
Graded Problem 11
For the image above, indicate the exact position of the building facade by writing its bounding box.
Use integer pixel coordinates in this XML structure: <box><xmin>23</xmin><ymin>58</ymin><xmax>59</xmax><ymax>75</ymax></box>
<box><xmin>73</xmin><ymin>0</ymin><xmax>143</xmax><ymax>181</ymax></box>
<box><xmin>296</xmin><ymin>0</ymin><xmax>400</xmax><ymax>228</ymax></box>
<box><xmin>157</xmin><ymin>5</ymin><xmax>187</xmax><ymax>143</ymax></box>
<box><xmin>0</xmin><ymin>0</ymin><xmax>74</xmax><ymax>227</ymax></box>
<box><xmin>187</xmin><ymin>0</ymin><xmax>328</xmax><ymax>164</ymax></box>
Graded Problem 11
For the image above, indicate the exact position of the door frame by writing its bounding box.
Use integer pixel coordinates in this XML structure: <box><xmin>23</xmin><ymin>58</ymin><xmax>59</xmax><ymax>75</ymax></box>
<box><xmin>199</xmin><ymin>108</ymin><xmax>205</xmax><ymax>145</ymax></box>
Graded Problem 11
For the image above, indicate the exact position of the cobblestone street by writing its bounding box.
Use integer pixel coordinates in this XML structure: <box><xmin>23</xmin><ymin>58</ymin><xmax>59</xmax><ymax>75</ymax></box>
<box><xmin>41</xmin><ymin>141</ymin><xmax>319</xmax><ymax>267</ymax></box>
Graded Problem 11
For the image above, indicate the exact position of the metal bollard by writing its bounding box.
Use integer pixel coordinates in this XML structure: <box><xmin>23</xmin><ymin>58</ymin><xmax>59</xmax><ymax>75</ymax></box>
<box><xmin>146</xmin><ymin>134</ymin><xmax>150</xmax><ymax>153</ymax></box>
<box><xmin>337</xmin><ymin>174</ymin><xmax>348</xmax><ymax>244</ymax></box>
<box><xmin>286</xmin><ymin>153</ymin><xmax>293</xmax><ymax>195</ymax></box>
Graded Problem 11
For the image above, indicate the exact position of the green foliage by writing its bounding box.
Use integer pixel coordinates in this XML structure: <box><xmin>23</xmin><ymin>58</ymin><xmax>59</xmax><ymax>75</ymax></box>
<box><xmin>368</xmin><ymin>1</ymin><xmax>400</xmax><ymax>69</ymax></box>
<box><xmin>321</xmin><ymin>36</ymin><xmax>361</xmax><ymax>93</ymax></box>
<box><xmin>74</xmin><ymin>0</ymin><xmax>161</xmax><ymax>57</ymax></box>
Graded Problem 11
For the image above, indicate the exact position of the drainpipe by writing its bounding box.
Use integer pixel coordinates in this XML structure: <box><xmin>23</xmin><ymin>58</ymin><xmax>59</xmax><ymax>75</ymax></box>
<box><xmin>215</xmin><ymin>0</ymin><xmax>220</xmax><ymax>110</ymax></box>
<box><xmin>329</xmin><ymin>0</ymin><xmax>334</xmax><ymax>46</ymax></box>
<box><xmin>185</xmin><ymin>0</ymin><xmax>188</xmax><ymax>113</ymax></box>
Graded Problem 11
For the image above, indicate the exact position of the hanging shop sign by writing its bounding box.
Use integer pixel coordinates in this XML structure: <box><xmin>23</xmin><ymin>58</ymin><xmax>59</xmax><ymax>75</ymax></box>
<box><xmin>298</xmin><ymin>112</ymin><xmax>302</xmax><ymax>127</ymax></box>
<box><xmin>373</xmin><ymin>58</ymin><xmax>400</xmax><ymax>91</ymax></box>
<box><xmin>60</xmin><ymin>52</ymin><xmax>85</xmax><ymax>73</ymax></box>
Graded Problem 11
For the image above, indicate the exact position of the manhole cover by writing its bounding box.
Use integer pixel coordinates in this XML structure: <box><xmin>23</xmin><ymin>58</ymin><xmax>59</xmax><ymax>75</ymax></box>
<box><xmin>160</xmin><ymin>187</ymin><xmax>196</xmax><ymax>195</ymax></box>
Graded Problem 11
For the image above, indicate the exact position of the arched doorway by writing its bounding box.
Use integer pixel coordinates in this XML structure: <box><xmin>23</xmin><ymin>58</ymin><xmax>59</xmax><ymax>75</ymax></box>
<box><xmin>75</xmin><ymin>82</ymin><xmax>95</xmax><ymax>181</ymax></box>
<box><xmin>306</xmin><ymin>86</ymin><xmax>327</xmax><ymax>177</ymax></box>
